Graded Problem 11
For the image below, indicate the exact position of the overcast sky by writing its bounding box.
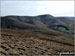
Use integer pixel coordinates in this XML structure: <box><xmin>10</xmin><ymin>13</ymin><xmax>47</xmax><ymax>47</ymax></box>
<box><xmin>1</xmin><ymin>1</ymin><xmax>74</xmax><ymax>17</ymax></box>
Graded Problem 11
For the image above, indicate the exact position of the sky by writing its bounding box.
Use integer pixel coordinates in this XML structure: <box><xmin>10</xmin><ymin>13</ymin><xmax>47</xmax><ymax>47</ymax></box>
<box><xmin>1</xmin><ymin>1</ymin><xmax>74</xmax><ymax>17</ymax></box>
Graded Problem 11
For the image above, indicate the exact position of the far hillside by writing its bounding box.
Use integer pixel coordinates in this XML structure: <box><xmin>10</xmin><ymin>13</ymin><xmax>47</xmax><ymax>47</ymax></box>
<box><xmin>1</xmin><ymin>14</ymin><xmax>74</xmax><ymax>35</ymax></box>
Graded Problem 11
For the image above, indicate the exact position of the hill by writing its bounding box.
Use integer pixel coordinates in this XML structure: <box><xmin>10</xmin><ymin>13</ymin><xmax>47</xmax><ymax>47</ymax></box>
<box><xmin>0</xmin><ymin>14</ymin><xmax>74</xmax><ymax>55</ymax></box>
<box><xmin>1</xmin><ymin>14</ymin><xmax>75</xmax><ymax>35</ymax></box>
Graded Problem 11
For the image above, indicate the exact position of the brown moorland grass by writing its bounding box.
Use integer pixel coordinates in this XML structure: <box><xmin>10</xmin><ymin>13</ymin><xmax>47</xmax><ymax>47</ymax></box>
<box><xmin>0</xmin><ymin>28</ymin><xmax>74</xmax><ymax>55</ymax></box>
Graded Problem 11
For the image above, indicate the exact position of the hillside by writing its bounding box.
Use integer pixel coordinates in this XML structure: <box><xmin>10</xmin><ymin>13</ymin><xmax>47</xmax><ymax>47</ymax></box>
<box><xmin>1</xmin><ymin>14</ymin><xmax>75</xmax><ymax>35</ymax></box>
<box><xmin>0</xmin><ymin>28</ymin><xmax>74</xmax><ymax>56</ymax></box>
<box><xmin>0</xmin><ymin>14</ymin><xmax>74</xmax><ymax>56</ymax></box>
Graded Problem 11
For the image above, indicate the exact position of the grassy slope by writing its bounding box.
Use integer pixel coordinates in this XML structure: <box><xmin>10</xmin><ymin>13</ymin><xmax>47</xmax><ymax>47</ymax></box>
<box><xmin>0</xmin><ymin>28</ymin><xmax>74</xmax><ymax>55</ymax></box>
<box><xmin>1</xmin><ymin>15</ymin><xmax>74</xmax><ymax>35</ymax></box>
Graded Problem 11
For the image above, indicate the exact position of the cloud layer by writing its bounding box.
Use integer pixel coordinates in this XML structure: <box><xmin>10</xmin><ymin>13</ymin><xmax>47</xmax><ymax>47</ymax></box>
<box><xmin>1</xmin><ymin>1</ymin><xmax>74</xmax><ymax>16</ymax></box>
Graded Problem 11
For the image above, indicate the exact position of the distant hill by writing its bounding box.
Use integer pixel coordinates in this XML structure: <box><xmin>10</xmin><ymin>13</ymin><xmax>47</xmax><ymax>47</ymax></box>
<box><xmin>1</xmin><ymin>14</ymin><xmax>75</xmax><ymax>35</ymax></box>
